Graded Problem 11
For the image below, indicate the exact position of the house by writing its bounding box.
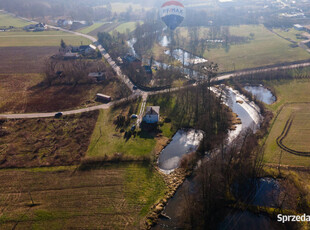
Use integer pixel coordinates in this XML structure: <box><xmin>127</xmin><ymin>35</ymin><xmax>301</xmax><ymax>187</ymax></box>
<box><xmin>23</xmin><ymin>23</ymin><xmax>46</xmax><ymax>32</ymax></box>
<box><xmin>79</xmin><ymin>45</ymin><xmax>96</xmax><ymax>55</ymax></box>
<box><xmin>123</xmin><ymin>54</ymin><xmax>142</xmax><ymax>69</ymax></box>
<box><xmin>57</xmin><ymin>19</ymin><xmax>73</xmax><ymax>27</ymax></box>
<box><xmin>143</xmin><ymin>106</ymin><xmax>160</xmax><ymax>124</ymax></box>
<box><xmin>88</xmin><ymin>72</ymin><xmax>105</xmax><ymax>82</ymax></box>
<box><xmin>294</xmin><ymin>24</ymin><xmax>304</xmax><ymax>31</ymax></box>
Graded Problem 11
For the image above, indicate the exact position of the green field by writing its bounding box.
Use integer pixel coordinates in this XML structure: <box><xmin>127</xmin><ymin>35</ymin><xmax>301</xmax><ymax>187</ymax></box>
<box><xmin>0</xmin><ymin>164</ymin><xmax>166</xmax><ymax>229</ymax></box>
<box><xmin>0</xmin><ymin>31</ymin><xmax>91</xmax><ymax>47</ymax></box>
<box><xmin>263</xmin><ymin>79</ymin><xmax>310</xmax><ymax>167</ymax></box>
<box><xmin>176</xmin><ymin>25</ymin><xmax>310</xmax><ymax>72</ymax></box>
<box><xmin>264</xmin><ymin>103</ymin><xmax>310</xmax><ymax>167</ymax></box>
<box><xmin>87</xmin><ymin>108</ymin><xmax>157</xmax><ymax>159</ymax></box>
<box><xmin>77</xmin><ymin>22</ymin><xmax>107</xmax><ymax>34</ymax></box>
<box><xmin>0</xmin><ymin>12</ymin><xmax>31</xmax><ymax>27</ymax></box>
<box><xmin>112</xmin><ymin>21</ymin><xmax>139</xmax><ymax>34</ymax></box>
<box><xmin>272</xmin><ymin>28</ymin><xmax>305</xmax><ymax>43</ymax></box>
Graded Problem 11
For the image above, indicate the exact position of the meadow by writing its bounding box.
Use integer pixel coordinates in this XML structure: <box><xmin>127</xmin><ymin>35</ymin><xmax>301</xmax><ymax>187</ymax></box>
<box><xmin>0</xmin><ymin>73</ymin><xmax>129</xmax><ymax>113</ymax></box>
<box><xmin>0</xmin><ymin>112</ymin><xmax>98</xmax><ymax>168</ymax></box>
<box><xmin>263</xmin><ymin>79</ymin><xmax>310</xmax><ymax>167</ymax></box>
<box><xmin>0</xmin><ymin>31</ymin><xmax>91</xmax><ymax>47</ymax></box>
<box><xmin>0</xmin><ymin>47</ymin><xmax>58</xmax><ymax>74</ymax></box>
<box><xmin>0</xmin><ymin>163</ymin><xmax>166</xmax><ymax>229</ymax></box>
<box><xmin>0</xmin><ymin>12</ymin><xmax>31</xmax><ymax>27</ymax></box>
<box><xmin>175</xmin><ymin>25</ymin><xmax>310</xmax><ymax>72</ymax></box>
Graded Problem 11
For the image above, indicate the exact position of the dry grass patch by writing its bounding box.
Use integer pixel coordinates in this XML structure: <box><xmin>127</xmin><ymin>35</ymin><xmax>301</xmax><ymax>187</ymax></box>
<box><xmin>0</xmin><ymin>164</ymin><xmax>166</xmax><ymax>229</ymax></box>
<box><xmin>0</xmin><ymin>111</ymin><xmax>98</xmax><ymax>168</ymax></box>
<box><xmin>0</xmin><ymin>47</ymin><xmax>58</xmax><ymax>74</ymax></box>
<box><xmin>0</xmin><ymin>74</ymin><xmax>129</xmax><ymax>113</ymax></box>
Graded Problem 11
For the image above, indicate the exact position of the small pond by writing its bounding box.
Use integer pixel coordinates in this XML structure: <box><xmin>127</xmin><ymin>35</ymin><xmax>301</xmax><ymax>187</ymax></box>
<box><xmin>158</xmin><ymin>129</ymin><xmax>204</xmax><ymax>173</ymax></box>
<box><xmin>164</xmin><ymin>48</ymin><xmax>208</xmax><ymax>66</ymax></box>
<box><xmin>244</xmin><ymin>85</ymin><xmax>276</xmax><ymax>105</ymax></box>
<box><xmin>233</xmin><ymin>177</ymin><xmax>281</xmax><ymax>208</ymax></box>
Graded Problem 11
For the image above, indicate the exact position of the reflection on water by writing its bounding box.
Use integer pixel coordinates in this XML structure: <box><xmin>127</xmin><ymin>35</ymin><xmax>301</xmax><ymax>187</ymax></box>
<box><xmin>158</xmin><ymin>129</ymin><xmax>204</xmax><ymax>173</ymax></box>
<box><xmin>244</xmin><ymin>86</ymin><xmax>276</xmax><ymax>105</ymax></box>
<box><xmin>226</xmin><ymin>88</ymin><xmax>261</xmax><ymax>132</ymax></box>
<box><xmin>164</xmin><ymin>48</ymin><xmax>208</xmax><ymax>66</ymax></box>
<box><xmin>159</xmin><ymin>35</ymin><xmax>170</xmax><ymax>47</ymax></box>
<box><xmin>218</xmin><ymin>210</ymin><xmax>285</xmax><ymax>230</ymax></box>
<box><xmin>234</xmin><ymin>177</ymin><xmax>281</xmax><ymax>207</ymax></box>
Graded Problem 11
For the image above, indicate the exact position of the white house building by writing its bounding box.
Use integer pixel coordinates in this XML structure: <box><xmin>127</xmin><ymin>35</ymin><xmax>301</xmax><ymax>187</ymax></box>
<box><xmin>143</xmin><ymin>106</ymin><xmax>160</xmax><ymax>124</ymax></box>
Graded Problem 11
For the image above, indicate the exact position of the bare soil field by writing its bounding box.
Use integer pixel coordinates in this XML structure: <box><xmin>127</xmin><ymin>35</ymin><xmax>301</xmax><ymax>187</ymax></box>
<box><xmin>0</xmin><ymin>164</ymin><xmax>165</xmax><ymax>229</ymax></box>
<box><xmin>0</xmin><ymin>74</ymin><xmax>129</xmax><ymax>113</ymax></box>
<box><xmin>0</xmin><ymin>111</ymin><xmax>98</xmax><ymax>168</ymax></box>
<box><xmin>0</xmin><ymin>47</ymin><xmax>58</xmax><ymax>74</ymax></box>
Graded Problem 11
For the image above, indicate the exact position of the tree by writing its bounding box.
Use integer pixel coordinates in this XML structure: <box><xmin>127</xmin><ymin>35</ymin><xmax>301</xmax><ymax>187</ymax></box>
<box><xmin>60</xmin><ymin>39</ymin><xmax>67</xmax><ymax>49</ymax></box>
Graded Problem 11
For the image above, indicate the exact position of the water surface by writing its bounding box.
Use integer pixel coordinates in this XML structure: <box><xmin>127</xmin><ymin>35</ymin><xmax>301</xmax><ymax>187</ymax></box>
<box><xmin>244</xmin><ymin>86</ymin><xmax>276</xmax><ymax>105</ymax></box>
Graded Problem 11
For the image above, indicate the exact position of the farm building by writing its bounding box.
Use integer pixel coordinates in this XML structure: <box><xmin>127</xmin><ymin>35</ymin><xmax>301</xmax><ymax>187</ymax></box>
<box><xmin>23</xmin><ymin>23</ymin><xmax>46</xmax><ymax>32</ymax></box>
<box><xmin>96</xmin><ymin>93</ymin><xmax>111</xmax><ymax>102</ymax></box>
<box><xmin>143</xmin><ymin>106</ymin><xmax>160</xmax><ymax>124</ymax></box>
<box><xmin>88</xmin><ymin>72</ymin><xmax>105</xmax><ymax>82</ymax></box>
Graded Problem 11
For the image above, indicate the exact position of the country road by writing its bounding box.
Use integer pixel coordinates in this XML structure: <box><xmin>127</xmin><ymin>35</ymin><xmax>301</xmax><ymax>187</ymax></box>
<box><xmin>1</xmin><ymin>11</ymin><xmax>310</xmax><ymax>120</ymax></box>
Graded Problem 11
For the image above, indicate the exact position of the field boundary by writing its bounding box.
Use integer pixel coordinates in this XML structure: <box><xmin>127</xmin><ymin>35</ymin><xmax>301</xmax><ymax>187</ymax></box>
<box><xmin>276</xmin><ymin>114</ymin><xmax>310</xmax><ymax>156</ymax></box>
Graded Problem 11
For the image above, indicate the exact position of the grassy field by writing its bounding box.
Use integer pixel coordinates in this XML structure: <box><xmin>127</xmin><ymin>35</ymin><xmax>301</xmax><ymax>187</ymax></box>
<box><xmin>0</xmin><ymin>73</ymin><xmax>129</xmax><ymax>113</ymax></box>
<box><xmin>272</xmin><ymin>28</ymin><xmax>305</xmax><ymax>43</ymax></box>
<box><xmin>0</xmin><ymin>12</ymin><xmax>31</xmax><ymax>27</ymax></box>
<box><xmin>263</xmin><ymin>79</ymin><xmax>310</xmax><ymax>167</ymax></box>
<box><xmin>88</xmin><ymin>22</ymin><xmax>121</xmax><ymax>37</ymax></box>
<box><xmin>0</xmin><ymin>47</ymin><xmax>58</xmax><ymax>74</ymax></box>
<box><xmin>0</xmin><ymin>31</ymin><xmax>91</xmax><ymax>47</ymax></box>
<box><xmin>0</xmin><ymin>164</ymin><xmax>166</xmax><ymax>229</ymax></box>
<box><xmin>175</xmin><ymin>25</ymin><xmax>310</xmax><ymax>72</ymax></box>
<box><xmin>0</xmin><ymin>112</ymin><xmax>98</xmax><ymax>168</ymax></box>
<box><xmin>77</xmin><ymin>22</ymin><xmax>106</xmax><ymax>34</ymax></box>
<box><xmin>112</xmin><ymin>21</ymin><xmax>138</xmax><ymax>34</ymax></box>
<box><xmin>87</xmin><ymin>107</ymin><xmax>157</xmax><ymax>159</ymax></box>
<box><xmin>264</xmin><ymin>103</ymin><xmax>310</xmax><ymax>167</ymax></box>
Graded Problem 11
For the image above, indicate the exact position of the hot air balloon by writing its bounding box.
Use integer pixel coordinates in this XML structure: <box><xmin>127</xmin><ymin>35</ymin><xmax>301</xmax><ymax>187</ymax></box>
<box><xmin>160</xmin><ymin>1</ymin><xmax>185</xmax><ymax>30</ymax></box>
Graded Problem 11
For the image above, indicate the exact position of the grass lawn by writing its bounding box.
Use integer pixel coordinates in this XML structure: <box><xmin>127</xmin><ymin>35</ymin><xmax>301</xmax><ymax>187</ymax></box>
<box><xmin>0</xmin><ymin>31</ymin><xmax>91</xmax><ymax>47</ymax></box>
<box><xmin>0</xmin><ymin>12</ymin><xmax>31</xmax><ymax>27</ymax></box>
<box><xmin>175</xmin><ymin>25</ymin><xmax>310</xmax><ymax>72</ymax></box>
<box><xmin>87</xmin><ymin>108</ymin><xmax>157</xmax><ymax>159</ymax></box>
<box><xmin>0</xmin><ymin>164</ymin><xmax>166</xmax><ymax>229</ymax></box>
<box><xmin>263</xmin><ymin>79</ymin><xmax>310</xmax><ymax>167</ymax></box>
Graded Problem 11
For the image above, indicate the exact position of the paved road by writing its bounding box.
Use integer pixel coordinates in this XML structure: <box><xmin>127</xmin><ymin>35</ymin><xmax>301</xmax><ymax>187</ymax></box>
<box><xmin>216</xmin><ymin>61</ymin><xmax>310</xmax><ymax>82</ymax></box>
